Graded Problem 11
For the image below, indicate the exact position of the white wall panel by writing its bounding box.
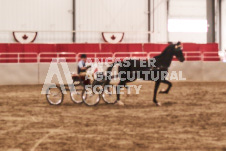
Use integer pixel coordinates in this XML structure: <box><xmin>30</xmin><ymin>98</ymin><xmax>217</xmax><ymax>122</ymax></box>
<box><xmin>0</xmin><ymin>0</ymin><xmax>73</xmax><ymax>43</ymax></box>
<box><xmin>151</xmin><ymin>0</ymin><xmax>168</xmax><ymax>43</ymax></box>
<box><xmin>169</xmin><ymin>32</ymin><xmax>207</xmax><ymax>44</ymax></box>
<box><xmin>169</xmin><ymin>0</ymin><xmax>206</xmax><ymax>19</ymax></box>
<box><xmin>168</xmin><ymin>0</ymin><xmax>207</xmax><ymax>43</ymax></box>
<box><xmin>0</xmin><ymin>0</ymin><xmax>214</xmax><ymax>44</ymax></box>
<box><xmin>76</xmin><ymin>0</ymin><xmax>149</xmax><ymax>43</ymax></box>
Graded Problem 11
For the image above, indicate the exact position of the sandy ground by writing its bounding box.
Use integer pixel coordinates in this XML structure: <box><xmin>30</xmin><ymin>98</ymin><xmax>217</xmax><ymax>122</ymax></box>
<box><xmin>0</xmin><ymin>82</ymin><xmax>226</xmax><ymax>151</ymax></box>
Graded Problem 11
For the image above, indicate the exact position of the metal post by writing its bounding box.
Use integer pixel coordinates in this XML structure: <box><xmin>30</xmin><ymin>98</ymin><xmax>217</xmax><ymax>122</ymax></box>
<box><xmin>219</xmin><ymin>0</ymin><xmax>222</xmax><ymax>50</ymax></box>
<box><xmin>72</xmin><ymin>0</ymin><xmax>76</xmax><ymax>42</ymax></box>
<box><xmin>167</xmin><ymin>0</ymin><xmax>170</xmax><ymax>42</ymax></box>
<box><xmin>207</xmin><ymin>0</ymin><xmax>215</xmax><ymax>43</ymax></box>
<box><xmin>152</xmin><ymin>0</ymin><xmax>155</xmax><ymax>33</ymax></box>
<box><xmin>18</xmin><ymin>54</ymin><xmax>20</xmax><ymax>63</ymax></box>
<box><xmin>148</xmin><ymin>0</ymin><xmax>151</xmax><ymax>43</ymax></box>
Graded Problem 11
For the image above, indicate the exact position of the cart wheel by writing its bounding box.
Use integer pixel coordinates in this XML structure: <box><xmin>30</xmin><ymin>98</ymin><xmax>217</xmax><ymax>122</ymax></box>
<box><xmin>102</xmin><ymin>85</ymin><xmax>117</xmax><ymax>104</ymax></box>
<box><xmin>83</xmin><ymin>85</ymin><xmax>101</xmax><ymax>106</ymax></box>
<box><xmin>46</xmin><ymin>85</ymin><xmax>64</xmax><ymax>105</ymax></box>
<box><xmin>70</xmin><ymin>84</ymin><xmax>85</xmax><ymax>104</ymax></box>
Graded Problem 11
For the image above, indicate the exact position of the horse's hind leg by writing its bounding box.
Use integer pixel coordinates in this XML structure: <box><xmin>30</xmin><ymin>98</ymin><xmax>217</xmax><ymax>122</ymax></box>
<box><xmin>116</xmin><ymin>81</ymin><xmax>126</xmax><ymax>106</ymax></box>
<box><xmin>159</xmin><ymin>80</ymin><xmax>172</xmax><ymax>94</ymax></box>
<box><xmin>116</xmin><ymin>81</ymin><xmax>125</xmax><ymax>100</ymax></box>
<box><xmin>153</xmin><ymin>81</ymin><xmax>161</xmax><ymax>106</ymax></box>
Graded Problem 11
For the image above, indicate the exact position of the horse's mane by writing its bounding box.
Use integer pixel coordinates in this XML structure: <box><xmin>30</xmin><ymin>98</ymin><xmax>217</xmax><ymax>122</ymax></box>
<box><xmin>154</xmin><ymin>44</ymin><xmax>174</xmax><ymax>59</ymax></box>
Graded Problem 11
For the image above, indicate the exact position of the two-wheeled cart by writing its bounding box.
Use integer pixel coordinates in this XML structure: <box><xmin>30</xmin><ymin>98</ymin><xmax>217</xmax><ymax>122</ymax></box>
<box><xmin>46</xmin><ymin>74</ymin><xmax>117</xmax><ymax>106</ymax></box>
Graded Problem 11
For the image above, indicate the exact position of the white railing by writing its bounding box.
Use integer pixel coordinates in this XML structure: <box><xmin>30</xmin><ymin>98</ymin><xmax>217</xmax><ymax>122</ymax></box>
<box><xmin>76</xmin><ymin>52</ymin><xmax>113</xmax><ymax>62</ymax></box>
<box><xmin>148</xmin><ymin>51</ymin><xmax>203</xmax><ymax>61</ymax></box>
<box><xmin>147</xmin><ymin>52</ymin><xmax>161</xmax><ymax>58</ymax></box>
<box><xmin>38</xmin><ymin>52</ymin><xmax>77</xmax><ymax>63</ymax></box>
<box><xmin>0</xmin><ymin>53</ymin><xmax>38</xmax><ymax>63</ymax></box>
<box><xmin>113</xmin><ymin>52</ymin><xmax>148</xmax><ymax>59</ymax></box>
<box><xmin>203</xmin><ymin>52</ymin><xmax>221</xmax><ymax>60</ymax></box>
<box><xmin>0</xmin><ymin>51</ymin><xmax>221</xmax><ymax>63</ymax></box>
<box><xmin>184</xmin><ymin>51</ymin><xmax>202</xmax><ymax>61</ymax></box>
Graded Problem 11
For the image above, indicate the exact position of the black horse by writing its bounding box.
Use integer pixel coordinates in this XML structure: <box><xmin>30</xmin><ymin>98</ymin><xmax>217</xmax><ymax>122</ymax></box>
<box><xmin>105</xmin><ymin>42</ymin><xmax>185</xmax><ymax>106</ymax></box>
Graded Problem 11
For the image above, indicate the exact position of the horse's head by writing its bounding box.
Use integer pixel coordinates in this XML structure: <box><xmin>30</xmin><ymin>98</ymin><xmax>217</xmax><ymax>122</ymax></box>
<box><xmin>172</xmin><ymin>42</ymin><xmax>185</xmax><ymax>62</ymax></box>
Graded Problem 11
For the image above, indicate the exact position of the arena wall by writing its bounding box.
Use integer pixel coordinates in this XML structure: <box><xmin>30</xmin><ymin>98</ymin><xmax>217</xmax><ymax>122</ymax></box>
<box><xmin>0</xmin><ymin>63</ymin><xmax>39</xmax><ymax>85</ymax></box>
<box><xmin>0</xmin><ymin>61</ymin><xmax>226</xmax><ymax>85</ymax></box>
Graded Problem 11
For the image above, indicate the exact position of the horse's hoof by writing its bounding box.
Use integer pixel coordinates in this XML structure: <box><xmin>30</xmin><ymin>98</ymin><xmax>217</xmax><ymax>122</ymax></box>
<box><xmin>116</xmin><ymin>100</ymin><xmax>125</xmax><ymax>106</ymax></box>
<box><xmin>159</xmin><ymin>91</ymin><xmax>167</xmax><ymax>94</ymax></box>
<box><xmin>159</xmin><ymin>90</ymin><xmax>168</xmax><ymax>94</ymax></box>
<box><xmin>156</xmin><ymin>103</ymin><xmax>161</xmax><ymax>106</ymax></box>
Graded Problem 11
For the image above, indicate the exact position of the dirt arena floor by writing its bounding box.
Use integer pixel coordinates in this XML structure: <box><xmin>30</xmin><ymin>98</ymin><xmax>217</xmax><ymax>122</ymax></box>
<box><xmin>0</xmin><ymin>82</ymin><xmax>226</xmax><ymax>151</ymax></box>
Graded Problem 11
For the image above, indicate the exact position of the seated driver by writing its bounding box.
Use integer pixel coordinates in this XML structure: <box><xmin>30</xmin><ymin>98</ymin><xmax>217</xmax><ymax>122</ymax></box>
<box><xmin>78</xmin><ymin>54</ymin><xmax>91</xmax><ymax>84</ymax></box>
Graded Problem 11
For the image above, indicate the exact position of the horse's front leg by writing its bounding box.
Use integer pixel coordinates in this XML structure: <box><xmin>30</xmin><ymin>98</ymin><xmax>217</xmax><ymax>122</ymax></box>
<box><xmin>159</xmin><ymin>80</ymin><xmax>172</xmax><ymax>94</ymax></box>
<box><xmin>125</xmin><ymin>85</ymin><xmax>130</xmax><ymax>96</ymax></box>
<box><xmin>153</xmin><ymin>81</ymin><xmax>161</xmax><ymax>106</ymax></box>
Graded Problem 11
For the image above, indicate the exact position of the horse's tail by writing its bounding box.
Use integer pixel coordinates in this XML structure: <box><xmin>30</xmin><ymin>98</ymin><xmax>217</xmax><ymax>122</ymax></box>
<box><xmin>105</xmin><ymin>62</ymin><xmax>119</xmax><ymax>84</ymax></box>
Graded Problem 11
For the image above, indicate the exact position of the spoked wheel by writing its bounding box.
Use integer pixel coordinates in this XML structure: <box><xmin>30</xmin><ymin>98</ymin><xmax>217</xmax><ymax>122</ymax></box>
<box><xmin>46</xmin><ymin>85</ymin><xmax>64</xmax><ymax>105</ymax></box>
<box><xmin>70</xmin><ymin>84</ymin><xmax>85</xmax><ymax>104</ymax></box>
<box><xmin>102</xmin><ymin>84</ymin><xmax>117</xmax><ymax>104</ymax></box>
<box><xmin>83</xmin><ymin>85</ymin><xmax>102</xmax><ymax>106</ymax></box>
